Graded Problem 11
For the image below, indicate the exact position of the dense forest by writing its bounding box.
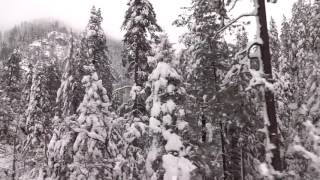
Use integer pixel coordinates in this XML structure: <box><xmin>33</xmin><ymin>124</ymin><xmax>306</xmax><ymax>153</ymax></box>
<box><xmin>0</xmin><ymin>0</ymin><xmax>320</xmax><ymax>179</ymax></box>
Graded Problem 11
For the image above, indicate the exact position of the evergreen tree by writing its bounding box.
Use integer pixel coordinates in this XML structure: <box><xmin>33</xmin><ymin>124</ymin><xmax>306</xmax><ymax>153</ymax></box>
<box><xmin>23</xmin><ymin>45</ymin><xmax>61</xmax><ymax>178</ymax></box>
<box><xmin>122</xmin><ymin>0</ymin><xmax>162</xmax><ymax>115</ymax></box>
<box><xmin>290</xmin><ymin>56</ymin><xmax>320</xmax><ymax>179</ymax></box>
<box><xmin>46</xmin><ymin>37</ymin><xmax>83</xmax><ymax>179</ymax></box>
<box><xmin>46</xmin><ymin>37</ymin><xmax>82</xmax><ymax>178</ymax></box>
<box><xmin>25</xmin><ymin>59</ymin><xmax>60</xmax><ymax>145</ymax></box>
<box><xmin>221</xmin><ymin>40</ymin><xmax>275</xmax><ymax>180</ymax></box>
<box><xmin>81</xmin><ymin>6</ymin><xmax>113</xmax><ymax>99</ymax></box>
<box><xmin>270</xmin><ymin>15</ymin><xmax>297</xmax><ymax>175</ymax></box>
<box><xmin>0</xmin><ymin>49</ymin><xmax>25</xmax><ymax>180</ymax></box>
<box><xmin>285</xmin><ymin>1</ymin><xmax>320</xmax><ymax>179</ymax></box>
<box><xmin>0</xmin><ymin>49</ymin><xmax>23</xmax><ymax>142</ymax></box>
<box><xmin>55</xmin><ymin>36</ymin><xmax>84</xmax><ymax>117</ymax></box>
<box><xmin>222</xmin><ymin>27</ymin><xmax>251</xmax><ymax>180</ymax></box>
<box><xmin>48</xmin><ymin>64</ymin><xmax>115</xmax><ymax>179</ymax></box>
<box><xmin>174</xmin><ymin>0</ymin><xmax>231</xmax><ymax>178</ymax></box>
<box><xmin>148</xmin><ymin>34</ymin><xmax>175</xmax><ymax>67</ymax></box>
<box><xmin>114</xmin><ymin>2</ymin><xmax>163</xmax><ymax>178</ymax></box>
<box><xmin>289</xmin><ymin>0</ymin><xmax>312</xmax><ymax>104</ymax></box>
<box><xmin>145</xmin><ymin>52</ymin><xmax>196</xmax><ymax>179</ymax></box>
<box><xmin>48</xmin><ymin>7</ymin><xmax>115</xmax><ymax>179</ymax></box>
<box><xmin>269</xmin><ymin>17</ymin><xmax>281</xmax><ymax>71</ymax></box>
<box><xmin>279</xmin><ymin>15</ymin><xmax>291</xmax><ymax>66</ymax></box>
<box><xmin>69</xmin><ymin>64</ymin><xmax>113</xmax><ymax>179</ymax></box>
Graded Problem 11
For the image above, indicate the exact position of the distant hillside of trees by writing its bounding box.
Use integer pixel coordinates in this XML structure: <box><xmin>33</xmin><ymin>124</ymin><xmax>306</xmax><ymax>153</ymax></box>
<box><xmin>0</xmin><ymin>19</ymin><xmax>125</xmax><ymax>80</ymax></box>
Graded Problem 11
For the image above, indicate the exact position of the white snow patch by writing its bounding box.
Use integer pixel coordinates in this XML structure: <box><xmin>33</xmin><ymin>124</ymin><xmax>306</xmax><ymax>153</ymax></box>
<box><xmin>162</xmin><ymin>131</ymin><xmax>183</xmax><ymax>151</ymax></box>
<box><xmin>130</xmin><ymin>84</ymin><xmax>142</xmax><ymax>100</ymax></box>
<box><xmin>163</xmin><ymin>114</ymin><xmax>172</xmax><ymax>126</ymax></box>
<box><xmin>165</xmin><ymin>100</ymin><xmax>176</xmax><ymax>114</ymax></box>
<box><xmin>151</xmin><ymin>100</ymin><xmax>161</xmax><ymax>117</ymax></box>
<box><xmin>146</xmin><ymin>142</ymin><xmax>159</xmax><ymax>176</ymax></box>
<box><xmin>162</xmin><ymin>154</ymin><xmax>196</xmax><ymax>180</ymax></box>
<box><xmin>150</xmin><ymin>62</ymin><xmax>181</xmax><ymax>81</ymax></box>
<box><xmin>177</xmin><ymin>120</ymin><xmax>188</xmax><ymax>130</ymax></box>
<box><xmin>30</xmin><ymin>41</ymin><xmax>41</xmax><ymax>47</ymax></box>
<box><xmin>149</xmin><ymin>117</ymin><xmax>161</xmax><ymax>133</ymax></box>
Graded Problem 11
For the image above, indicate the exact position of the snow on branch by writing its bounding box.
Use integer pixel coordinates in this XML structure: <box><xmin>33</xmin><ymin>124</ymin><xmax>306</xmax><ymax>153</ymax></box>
<box><xmin>292</xmin><ymin>120</ymin><xmax>320</xmax><ymax>171</ymax></box>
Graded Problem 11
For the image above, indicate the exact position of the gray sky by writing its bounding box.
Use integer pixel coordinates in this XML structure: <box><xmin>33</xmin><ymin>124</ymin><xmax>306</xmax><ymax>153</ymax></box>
<box><xmin>0</xmin><ymin>0</ymin><xmax>297</xmax><ymax>45</ymax></box>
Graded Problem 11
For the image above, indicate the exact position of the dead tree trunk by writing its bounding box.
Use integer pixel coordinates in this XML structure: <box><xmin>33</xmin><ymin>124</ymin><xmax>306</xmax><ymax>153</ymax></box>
<box><xmin>257</xmin><ymin>0</ymin><xmax>282</xmax><ymax>172</ymax></box>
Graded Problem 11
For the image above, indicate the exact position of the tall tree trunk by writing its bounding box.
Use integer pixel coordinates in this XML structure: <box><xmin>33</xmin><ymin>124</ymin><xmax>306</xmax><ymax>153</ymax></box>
<box><xmin>228</xmin><ymin>124</ymin><xmax>241</xmax><ymax>180</ymax></box>
<box><xmin>208</xmin><ymin>36</ymin><xmax>228</xmax><ymax>179</ymax></box>
<box><xmin>12</xmin><ymin>123</ymin><xmax>18</xmax><ymax>180</ymax></box>
<box><xmin>220</xmin><ymin>121</ymin><xmax>227</xmax><ymax>180</ymax></box>
<box><xmin>257</xmin><ymin>0</ymin><xmax>282</xmax><ymax>172</ymax></box>
<box><xmin>44</xmin><ymin>132</ymin><xmax>48</xmax><ymax>165</ymax></box>
<box><xmin>241</xmin><ymin>147</ymin><xmax>246</xmax><ymax>180</ymax></box>
<box><xmin>201</xmin><ymin>112</ymin><xmax>206</xmax><ymax>143</ymax></box>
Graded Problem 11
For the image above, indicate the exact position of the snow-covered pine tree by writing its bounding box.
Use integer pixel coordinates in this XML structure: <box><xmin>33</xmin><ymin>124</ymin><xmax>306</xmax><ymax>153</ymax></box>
<box><xmin>278</xmin><ymin>16</ymin><xmax>294</xmax><ymax>104</ymax></box>
<box><xmin>81</xmin><ymin>6</ymin><xmax>113</xmax><ymax>99</ymax></box>
<box><xmin>286</xmin><ymin>0</ymin><xmax>313</xmax><ymax>129</ymax></box>
<box><xmin>279</xmin><ymin>15</ymin><xmax>291</xmax><ymax>69</ymax></box>
<box><xmin>0</xmin><ymin>49</ymin><xmax>25</xmax><ymax>180</ymax></box>
<box><xmin>174</xmin><ymin>0</ymin><xmax>231</xmax><ymax>178</ymax></box>
<box><xmin>222</xmin><ymin>26</ymin><xmax>250</xmax><ymax>180</ymax></box>
<box><xmin>221</xmin><ymin>41</ymin><xmax>275</xmax><ymax>180</ymax></box>
<box><xmin>122</xmin><ymin>0</ymin><xmax>162</xmax><ymax>116</ymax></box>
<box><xmin>48</xmin><ymin>12</ymin><xmax>116</xmax><ymax>177</ymax></box>
<box><xmin>25</xmin><ymin>63</ymin><xmax>45</xmax><ymax>144</ymax></box>
<box><xmin>277</xmin><ymin>16</ymin><xmax>293</xmax><ymax>107</ymax></box>
<box><xmin>48</xmin><ymin>8</ymin><xmax>116</xmax><ymax>179</ymax></box>
<box><xmin>0</xmin><ymin>49</ymin><xmax>23</xmax><ymax>141</ymax></box>
<box><xmin>145</xmin><ymin>37</ymin><xmax>196</xmax><ymax>179</ymax></box>
<box><xmin>271</xmin><ymin>15</ymin><xmax>296</xmax><ymax>176</ymax></box>
<box><xmin>107</xmin><ymin>34</ymin><xmax>175</xmax><ymax>180</ymax></box>
<box><xmin>148</xmin><ymin>34</ymin><xmax>175</xmax><ymax>67</ymax></box>
<box><xmin>288</xmin><ymin>0</ymin><xmax>312</xmax><ymax>104</ymax></box>
<box><xmin>175</xmin><ymin>0</ymin><xmax>228</xmax><ymax>107</ymax></box>
<box><xmin>69</xmin><ymin>64</ymin><xmax>114</xmax><ymax>179</ymax></box>
<box><xmin>25</xmin><ymin>57</ymin><xmax>60</xmax><ymax>144</ymax></box>
<box><xmin>1</xmin><ymin>49</ymin><xmax>22</xmax><ymax>98</ymax></box>
<box><xmin>55</xmin><ymin>36</ymin><xmax>84</xmax><ymax>117</ymax></box>
<box><xmin>48</xmin><ymin>64</ymin><xmax>115</xmax><ymax>180</ymax></box>
<box><xmin>23</xmin><ymin>44</ymin><xmax>61</xmax><ymax>178</ymax></box>
<box><xmin>291</xmin><ymin>55</ymin><xmax>320</xmax><ymax>179</ymax></box>
<box><xmin>113</xmin><ymin>2</ymin><xmax>162</xmax><ymax>178</ymax></box>
<box><xmin>269</xmin><ymin>17</ymin><xmax>281</xmax><ymax>71</ymax></box>
<box><xmin>47</xmin><ymin>36</ymin><xmax>85</xmax><ymax>179</ymax></box>
<box><xmin>285</xmin><ymin>1</ymin><xmax>320</xmax><ymax>179</ymax></box>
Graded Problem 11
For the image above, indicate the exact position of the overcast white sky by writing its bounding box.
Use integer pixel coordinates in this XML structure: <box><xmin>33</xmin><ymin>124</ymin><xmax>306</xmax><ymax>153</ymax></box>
<box><xmin>0</xmin><ymin>0</ymin><xmax>297</xmax><ymax>45</ymax></box>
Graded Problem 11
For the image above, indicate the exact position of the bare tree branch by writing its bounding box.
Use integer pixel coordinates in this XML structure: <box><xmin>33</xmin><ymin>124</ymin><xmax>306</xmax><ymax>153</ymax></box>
<box><xmin>113</xmin><ymin>85</ymin><xmax>132</xmax><ymax>94</ymax></box>
<box><xmin>214</xmin><ymin>13</ymin><xmax>257</xmax><ymax>39</ymax></box>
